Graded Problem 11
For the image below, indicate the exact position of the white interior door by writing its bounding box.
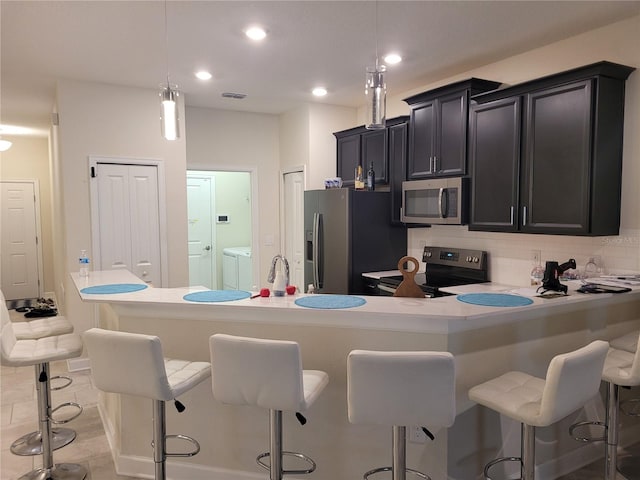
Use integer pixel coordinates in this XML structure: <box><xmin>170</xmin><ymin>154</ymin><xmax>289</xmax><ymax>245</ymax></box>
<box><xmin>186</xmin><ymin>174</ymin><xmax>216</xmax><ymax>289</ymax></box>
<box><xmin>283</xmin><ymin>171</ymin><xmax>304</xmax><ymax>291</ymax></box>
<box><xmin>0</xmin><ymin>181</ymin><xmax>42</xmax><ymax>299</ymax></box>
<box><xmin>95</xmin><ymin>163</ymin><xmax>161</xmax><ymax>286</ymax></box>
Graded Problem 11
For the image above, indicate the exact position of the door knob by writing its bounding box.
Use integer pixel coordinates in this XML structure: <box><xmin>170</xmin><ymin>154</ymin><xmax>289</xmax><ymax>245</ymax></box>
<box><xmin>204</xmin><ymin>245</ymin><xmax>211</xmax><ymax>251</ymax></box>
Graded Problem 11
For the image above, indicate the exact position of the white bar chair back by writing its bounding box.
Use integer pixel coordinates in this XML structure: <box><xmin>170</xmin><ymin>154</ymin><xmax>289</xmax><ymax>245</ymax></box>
<box><xmin>84</xmin><ymin>328</ymin><xmax>211</xmax><ymax>480</ymax></box>
<box><xmin>210</xmin><ymin>333</ymin><xmax>329</xmax><ymax>480</ymax></box>
<box><xmin>347</xmin><ymin>350</ymin><xmax>456</xmax><ymax>480</ymax></box>
<box><xmin>469</xmin><ymin>340</ymin><xmax>609</xmax><ymax>480</ymax></box>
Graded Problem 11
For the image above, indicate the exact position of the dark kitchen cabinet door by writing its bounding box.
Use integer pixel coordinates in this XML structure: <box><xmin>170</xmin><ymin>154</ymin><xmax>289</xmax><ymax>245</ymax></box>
<box><xmin>388</xmin><ymin>120</ymin><xmax>409</xmax><ymax>224</ymax></box>
<box><xmin>436</xmin><ymin>91</ymin><xmax>468</xmax><ymax>176</ymax></box>
<box><xmin>362</xmin><ymin>129</ymin><xmax>388</xmax><ymax>184</ymax></box>
<box><xmin>336</xmin><ymin>133</ymin><xmax>361</xmax><ymax>187</ymax></box>
<box><xmin>407</xmin><ymin>100</ymin><xmax>436</xmax><ymax>178</ymax></box>
<box><xmin>521</xmin><ymin>80</ymin><xmax>593</xmax><ymax>234</ymax></box>
<box><xmin>408</xmin><ymin>94</ymin><xmax>467</xmax><ymax>178</ymax></box>
<box><xmin>469</xmin><ymin>97</ymin><xmax>521</xmax><ymax>232</ymax></box>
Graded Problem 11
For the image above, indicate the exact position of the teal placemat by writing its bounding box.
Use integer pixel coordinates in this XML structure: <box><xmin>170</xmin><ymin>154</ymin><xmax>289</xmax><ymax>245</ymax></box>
<box><xmin>80</xmin><ymin>283</ymin><xmax>148</xmax><ymax>294</ymax></box>
<box><xmin>457</xmin><ymin>293</ymin><xmax>533</xmax><ymax>307</ymax></box>
<box><xmin>295</xmin><ymin>295</ymin><xmax>367</xmax><ymax>309</ymax></box>
<box><xmin>183</xmin><ymin>290</ymin><xmax>251</xmax><ymax>303</ymax></box>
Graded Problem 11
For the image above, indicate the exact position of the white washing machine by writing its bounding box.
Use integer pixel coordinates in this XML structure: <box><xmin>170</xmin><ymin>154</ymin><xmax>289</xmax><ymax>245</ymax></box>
<box><xmin>222</xmin><ymin>247</ymin><xmax>253</xmax><ymax>291</ymax></box>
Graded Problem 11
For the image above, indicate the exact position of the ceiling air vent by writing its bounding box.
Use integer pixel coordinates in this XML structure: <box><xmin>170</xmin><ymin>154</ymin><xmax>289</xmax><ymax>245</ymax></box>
<box><xmin>221</xmin><ymin>92</ymin><xmax>247</xmax><ymax>100</ymax></box>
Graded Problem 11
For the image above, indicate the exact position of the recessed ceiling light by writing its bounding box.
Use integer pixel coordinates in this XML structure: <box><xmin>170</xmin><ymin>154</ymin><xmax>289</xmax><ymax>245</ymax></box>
<box><xmin>312</xmin><ymin>87</ymin><xmax>327</xmax><ymax>97</ymax></box>
<box><xmin>245</xmin><ymin>26</ymin><xmax>267</xmax><ymax>41</ymax></box>
<box><xmin>384</xmin><ymin>53</ymin><xmax>402</xmax><ymax>65</ymax></box>
<box><xmin>195</xmin><ymin>71</ymin><xmax>212</xmax><ymax>80</ymax></box>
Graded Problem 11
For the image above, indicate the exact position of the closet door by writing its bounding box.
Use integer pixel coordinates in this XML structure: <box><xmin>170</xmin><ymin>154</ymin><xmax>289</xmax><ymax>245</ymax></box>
<box><xmin>95</xmin><ymin>163</ymin><xmax>161</xmax><ymax>286</ymax></box>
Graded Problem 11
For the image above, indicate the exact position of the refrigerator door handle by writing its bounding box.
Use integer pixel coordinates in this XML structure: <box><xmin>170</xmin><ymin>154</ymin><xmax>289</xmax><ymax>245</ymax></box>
<box><xmin>313</xmin><ymin>212</ymin><xmax>320</xmax><ymax>289</ymax></box>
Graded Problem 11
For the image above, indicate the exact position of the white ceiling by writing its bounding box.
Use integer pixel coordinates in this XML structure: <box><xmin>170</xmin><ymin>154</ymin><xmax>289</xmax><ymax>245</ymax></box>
<box><xmin>2</xmin><ymin>0</ymin><xmax>640</xmax><ymax>135</ymax></box>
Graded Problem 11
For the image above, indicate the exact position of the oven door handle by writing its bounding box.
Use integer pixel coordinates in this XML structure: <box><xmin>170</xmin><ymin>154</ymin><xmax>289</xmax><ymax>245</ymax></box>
<box><xmin>378</xmin><ymin>284</ymin><xmax>397</xmax><ymax>295</ymax></box>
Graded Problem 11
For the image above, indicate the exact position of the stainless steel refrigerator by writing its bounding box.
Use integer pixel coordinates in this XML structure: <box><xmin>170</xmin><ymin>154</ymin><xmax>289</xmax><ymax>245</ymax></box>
<box><xmin>304</xmin><ymin>188</ymin><xmax>407</xmax><ymax>294</ymax></box>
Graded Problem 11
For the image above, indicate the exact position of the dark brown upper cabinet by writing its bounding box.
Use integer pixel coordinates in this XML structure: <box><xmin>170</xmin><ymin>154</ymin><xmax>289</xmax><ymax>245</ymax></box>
<box><xmin>469</xmin><ymin>61</ymin><xmax>635</xmax><ymax>236</ymax></box>
<box><xmin>404</xmin><ymin>78</ymin><xmax>501</xmax><ymax>179</ymax></box>
<box><xmin>334</xmin><ymin>117</ymin><xmax>409</xmax><ymax>189</ymax></box>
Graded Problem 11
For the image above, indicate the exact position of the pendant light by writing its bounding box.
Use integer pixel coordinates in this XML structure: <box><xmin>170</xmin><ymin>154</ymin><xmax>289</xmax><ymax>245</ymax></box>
<box><xmin>160</xmin><ymin>0</ymin><xmax>179</xmax><ymax>141</ymax></box>
<box><xmin>365</xmin><ymin>0</ymin><xmax>386</xmax><ymax>130</ymax></box>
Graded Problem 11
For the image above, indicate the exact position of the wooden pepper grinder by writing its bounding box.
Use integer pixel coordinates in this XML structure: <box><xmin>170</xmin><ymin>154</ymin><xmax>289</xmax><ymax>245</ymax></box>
<box><xmin>393</xmin><ymin>256</ymin><xmax>425</xmax><ymax>298</ymax></box>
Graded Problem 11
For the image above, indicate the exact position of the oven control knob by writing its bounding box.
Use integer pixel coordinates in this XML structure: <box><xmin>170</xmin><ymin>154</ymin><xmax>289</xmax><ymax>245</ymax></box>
<box><xmin>466</xmin><ymin>256</ymin><xmax>472</xmax><ymax>262</ymax></box>
<box><xmin>425</xmin><ymin>251</ymin><xmax>432</xmax><ymax>258</ymax></box>
<box><xmin>473</xmin><ymin>256</ymin><xmax>479</xmax><ymax>263</ymax></box>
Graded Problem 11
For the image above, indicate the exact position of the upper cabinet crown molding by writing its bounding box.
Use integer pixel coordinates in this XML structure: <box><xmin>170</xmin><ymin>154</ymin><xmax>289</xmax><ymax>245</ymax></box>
<box><xmin>472</xmin><ymin>61</ymin><xmax>635</xmax><ymax>104</ymax></box>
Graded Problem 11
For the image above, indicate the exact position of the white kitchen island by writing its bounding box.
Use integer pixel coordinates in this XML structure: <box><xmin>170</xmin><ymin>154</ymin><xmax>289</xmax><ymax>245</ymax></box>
<box><xmin>72</xmin><ymin>270</ymin><xmax>640</xmax><ymax>480</ymax></box>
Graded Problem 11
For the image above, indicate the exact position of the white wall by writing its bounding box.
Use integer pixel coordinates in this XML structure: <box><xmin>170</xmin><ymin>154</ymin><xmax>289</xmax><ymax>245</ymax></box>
<box><xmin>185</xmin><ymin>106</ymin><xmax>279</xmax><ymax>288</ymax></box>
<box><xmin>55</xmin><ymin>80</ymin><xmax>188</xmax><ymax>334</ymax></box>
<box><xmin>307</xmin><ymin>103</ymin><xmax>357</xmax><ymax>190</ymax></box>
<box><xmin>0</xmin><ymin>135</ymin><xmax>55</xmax><ymax>294</ymax></box>
<box><xmin>359</xmin><ymin>15</ymin><xmax>640</xmax><ymax>286</ymax></box>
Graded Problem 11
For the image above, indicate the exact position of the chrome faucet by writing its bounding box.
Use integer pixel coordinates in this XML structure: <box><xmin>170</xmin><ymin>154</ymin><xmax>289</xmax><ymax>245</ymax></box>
<box><xmin>268</xmin><ymin>255</ymin><xmax>290</xmax><ymax>285</ymax></box>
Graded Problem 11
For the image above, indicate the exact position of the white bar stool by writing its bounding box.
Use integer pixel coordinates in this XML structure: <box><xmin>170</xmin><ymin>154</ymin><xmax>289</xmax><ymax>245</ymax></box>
<box><xmin>569</xmin><ymin>331</ymin><xmax>640</xmax><ymax>480</ymax></box>
<box><xmin>210</xmin><ymin>333</ymin><xmax>329</xmax><ymax>480</ymax></box>
<box><xmin>468</xmin><ymin>340</ymin><xmax>609</xmax><ymax>480</ymax></box>
<box><xmin>84</xmin><ymin>328</ymin><xmax>211</xmax><ymax>480</ymax></box>
<box><xmin>0</xmin><ymin>319</ymin><xmax>87</xmax><ymax>480</ymax></box>
<box><xmin>1</xmin><ymin>293</ymin><xmax>79</xmax><ymax>456</ymax></box>
<box><xmin>347</xmin><ymin>350</ymin><xmax>456</xmax><ymax>480</ymax></box>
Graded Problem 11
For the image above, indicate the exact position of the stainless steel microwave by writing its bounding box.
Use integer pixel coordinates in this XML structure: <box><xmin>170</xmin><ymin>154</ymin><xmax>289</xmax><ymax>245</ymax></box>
<box><xmin>401</xmin><ymin>177</ymin><xmax>468</xmax><ymax>225</ymax></box>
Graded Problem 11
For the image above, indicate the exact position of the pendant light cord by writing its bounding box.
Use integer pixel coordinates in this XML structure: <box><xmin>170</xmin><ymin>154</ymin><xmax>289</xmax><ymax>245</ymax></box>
<box><xmin>374</xmin><ymin>0</ymin><xmax>379</xmax><ymax>69</ymax></box>
<box><xmin>164</xmin><ymin>0</ymin><xmax>170</xmax><ymax>86</ymax></box>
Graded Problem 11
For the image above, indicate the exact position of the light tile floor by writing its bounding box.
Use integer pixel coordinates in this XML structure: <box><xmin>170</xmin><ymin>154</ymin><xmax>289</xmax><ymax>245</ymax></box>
<box><xmin>0</xmin><ymin>310</ymin><xmax>637</xmax><ymax>479</ymax></box>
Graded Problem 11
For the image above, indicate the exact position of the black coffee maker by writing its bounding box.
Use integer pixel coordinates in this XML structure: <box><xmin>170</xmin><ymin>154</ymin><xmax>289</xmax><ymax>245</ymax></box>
<box><xmin>539</xmin><ymin>259</ymin><xmax>577</xmax><ymax>294</ymax></box>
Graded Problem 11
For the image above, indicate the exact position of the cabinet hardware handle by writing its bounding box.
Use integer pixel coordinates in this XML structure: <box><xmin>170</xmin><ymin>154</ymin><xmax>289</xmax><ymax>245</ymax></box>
<box><xmin>523</xmin><ymin>206</ymin><xmax>527</xmax><ymax>227</ymax></box>
<box><xmin>434</xmin><ymin>156</ymin><xmax>438</xmax><ymax>172</ymax></box>
<box><xmin>510</xmin><ymin>206</ymin><xmax>514</xmax><ymax>225</ymax></box>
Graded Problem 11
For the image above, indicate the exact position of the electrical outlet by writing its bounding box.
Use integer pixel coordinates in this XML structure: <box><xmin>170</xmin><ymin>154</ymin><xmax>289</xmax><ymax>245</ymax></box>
<box><xmin>531</xmin><ymin>249</ymin><xmax>541</xmax><ymax>264</ymax></box>
<box><xmin>409</xmin><ymin>426</ymin><xmax>427</xmax><ymax>444</ymax></box>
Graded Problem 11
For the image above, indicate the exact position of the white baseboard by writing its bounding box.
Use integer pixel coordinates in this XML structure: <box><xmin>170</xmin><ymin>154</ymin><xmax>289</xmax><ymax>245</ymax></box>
<box><xmin>66</xmin><ymin>357</ymin><xmax>90</xmax><ymax>371</ymax></box>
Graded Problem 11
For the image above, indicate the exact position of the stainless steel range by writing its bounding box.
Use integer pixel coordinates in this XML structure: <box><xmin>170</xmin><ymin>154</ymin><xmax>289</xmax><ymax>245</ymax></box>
<box><xmin>376</xmin><ymin>246</ymin><xmax>488</xmax><ymax>297</ymax></box>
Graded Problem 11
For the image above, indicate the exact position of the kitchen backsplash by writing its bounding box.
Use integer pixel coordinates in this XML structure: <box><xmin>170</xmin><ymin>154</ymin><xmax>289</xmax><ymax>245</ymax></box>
<box><xmin>408</xmin><ymin>226</ymin><xmax>640</xmax><ymax>287</ymax></box>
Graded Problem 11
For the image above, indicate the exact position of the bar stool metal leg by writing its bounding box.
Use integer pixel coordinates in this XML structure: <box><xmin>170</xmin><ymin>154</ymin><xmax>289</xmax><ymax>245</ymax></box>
<box><xmin>522</xmin><ymin>424</ymin><xmax>535</xmax><ymax>480</ymax></box>
<box><xmin>606</xmin><ymin>382</ymin><xmax>619</xmax><ymax>480</ymax></box>
<box><xmin>256</xmin><ymin>409</ymin><xmax>317</xmax><ymax>480</ymax></box>
<box><xmin>11</xmin><ymin>365</ymin><xmax>77</xmax><ymax>456</ymax></box>
<box><xmin>153</xmin><ymin>400</ymin><xmax>167</xmax><ymax>480</ymax></box>
<box><xmin>392</xmin><ymin>426</ymin><xmax>406</xmax><ymax>480</ymax></box>
<box><xmin>269</xmin><ymin>409</ymin><xmax>283</xmax><ymax>480</ymax></box>
<box><xmin>18</xmin><ymin>363</ymin><xmax>87</xmax><ymax>480</ymax></box>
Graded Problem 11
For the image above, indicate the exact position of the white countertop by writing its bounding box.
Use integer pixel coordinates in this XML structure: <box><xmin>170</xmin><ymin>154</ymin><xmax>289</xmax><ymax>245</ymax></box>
<box><xmin>71</xmin><ymin>270</ymin><xmax>640</xmax><ymax>334</ymax></box>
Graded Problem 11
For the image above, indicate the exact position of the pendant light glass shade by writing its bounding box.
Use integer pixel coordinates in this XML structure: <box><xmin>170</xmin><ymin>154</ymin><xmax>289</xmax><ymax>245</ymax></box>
<box><xmin>160</xmin><ymin>84</ymin><xmax>179</xmax><ymax>141</ymax></box>
<box><xmin>365</xmin><ymin>64</ymin><xmax>386</xmax><ymax>129</ymax></box>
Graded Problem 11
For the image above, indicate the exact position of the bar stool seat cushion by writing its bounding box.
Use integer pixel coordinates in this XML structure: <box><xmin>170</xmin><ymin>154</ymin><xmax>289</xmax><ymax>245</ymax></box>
<box><xmin>84</xmin><ymin>328</ymin><xmax>211</xmax><ymax>401</ymax></box>
<box><xmin>469</xmin><ymin>341</ymin><xmax>609</xmax><ymax>427</ymax></box>
<box><xmin>210</xmin><ymin>333</ymin><xmax>329</xmax><ymax>412</ymax></box>
<box><xmin>1</xmin><ymin>323</ymin><xmax>82</xmax><ymax>366</ymax></box>
<box><xmin>12</xmin><ymin>316</ymin><xmax>74</xmax><ymax>340</ymax></box>
<box><xmin>610</xmin><ymin>330</ymin><xmax>639</xmax><ymax>353</ymax></box>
